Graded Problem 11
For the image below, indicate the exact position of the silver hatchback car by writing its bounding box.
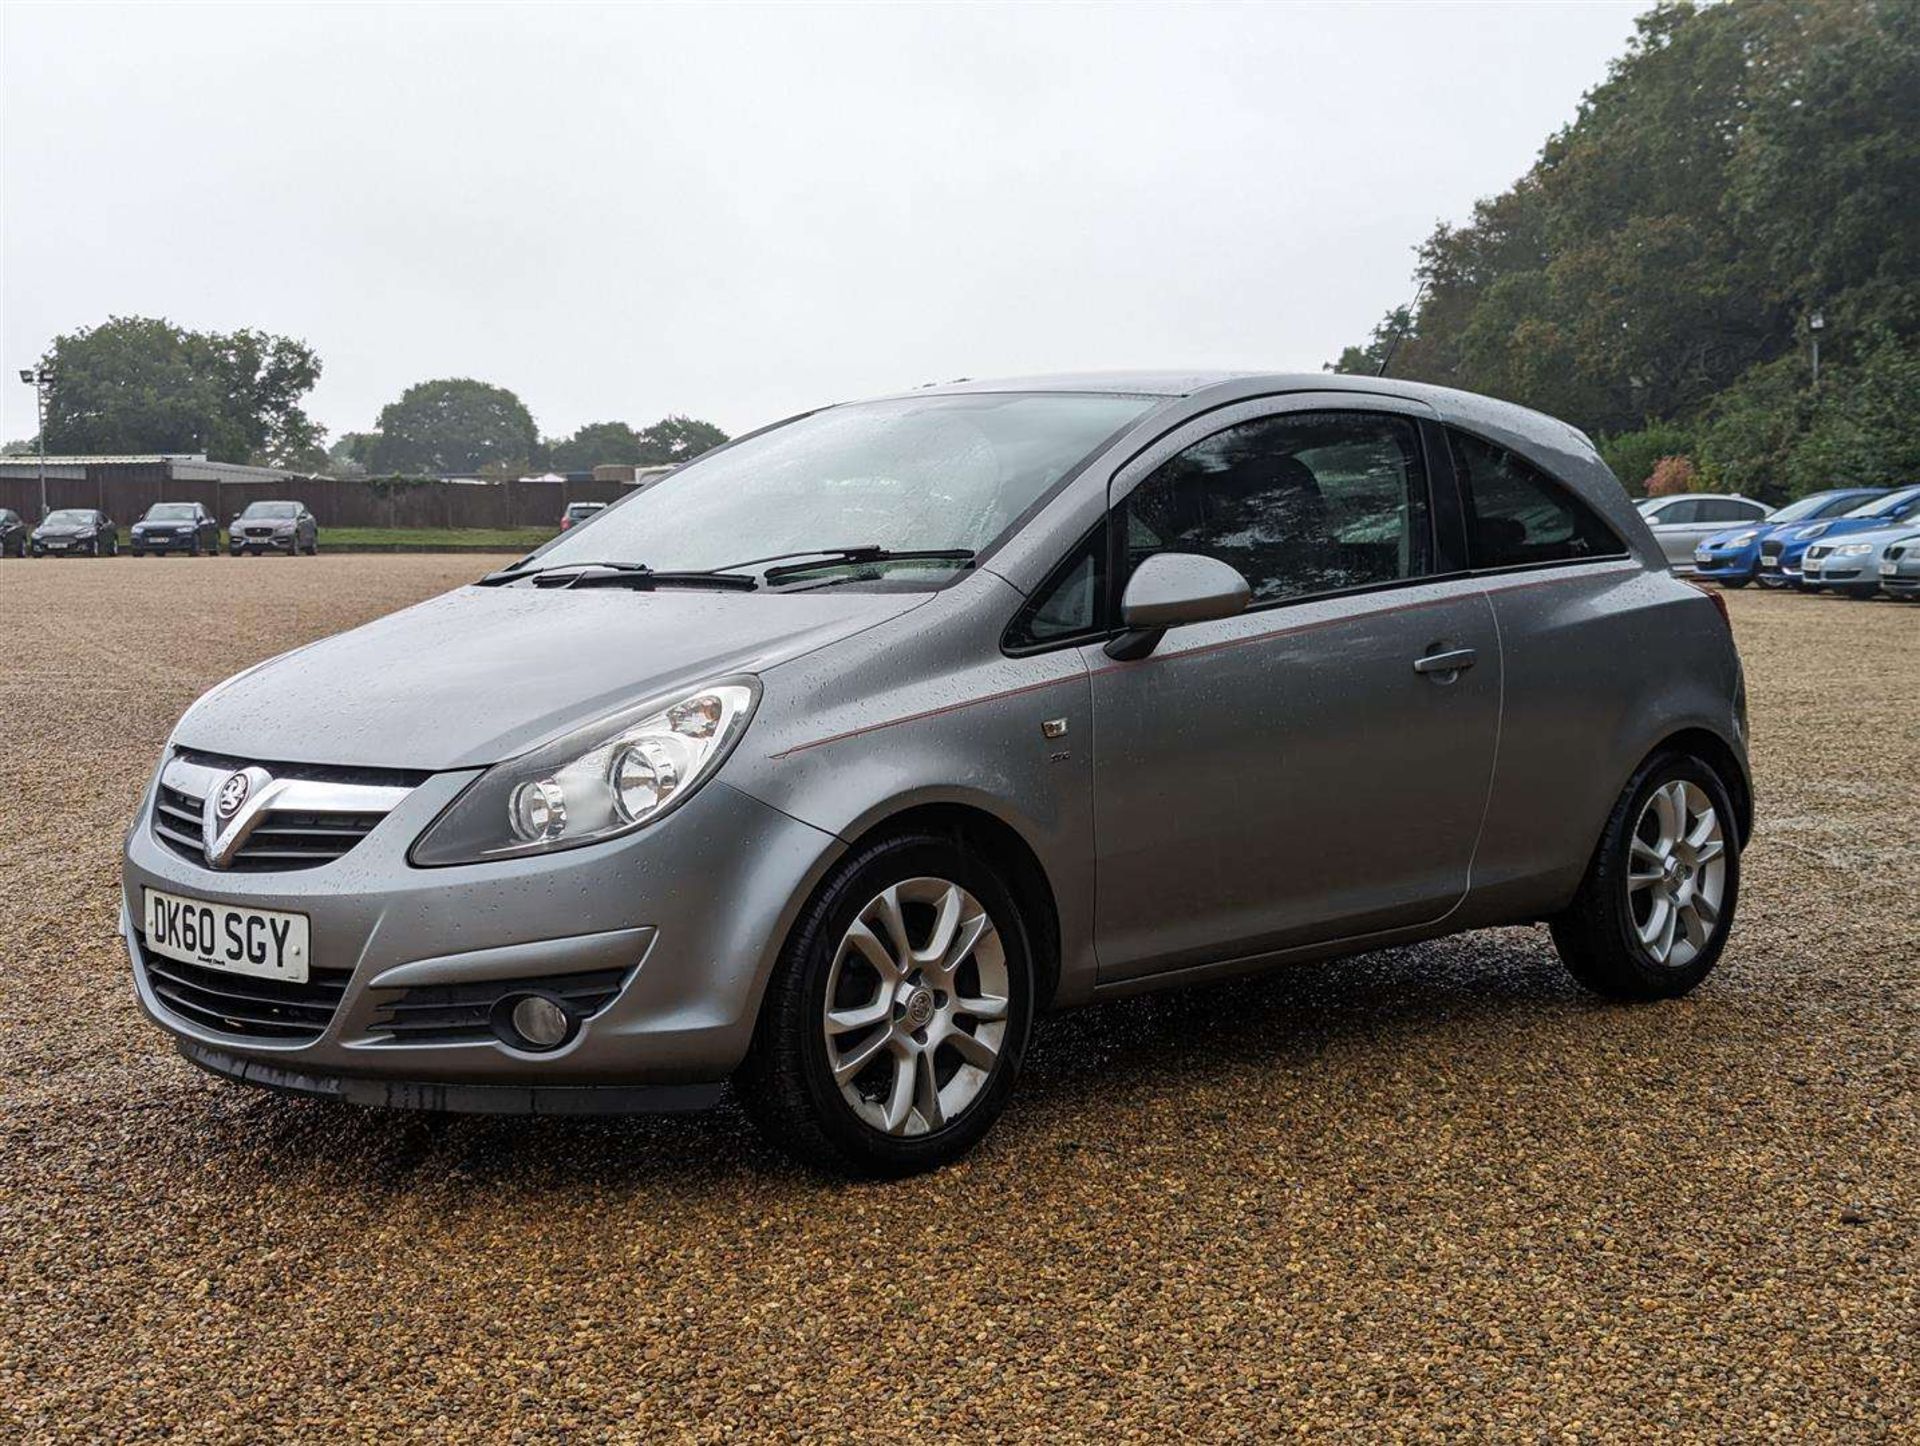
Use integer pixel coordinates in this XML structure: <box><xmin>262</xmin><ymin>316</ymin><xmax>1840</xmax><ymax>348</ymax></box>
<box><xmin>123</xmin><ymin>373</ymin><xmax>1752</xmax><ymax>1175</ymax></box>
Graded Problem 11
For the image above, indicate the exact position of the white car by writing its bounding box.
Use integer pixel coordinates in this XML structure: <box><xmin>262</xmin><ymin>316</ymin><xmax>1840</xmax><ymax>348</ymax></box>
<box><xmin>1635</xmin><ymin>494</ymin><xmax>1772</xmax><ymax>571</ymax></box>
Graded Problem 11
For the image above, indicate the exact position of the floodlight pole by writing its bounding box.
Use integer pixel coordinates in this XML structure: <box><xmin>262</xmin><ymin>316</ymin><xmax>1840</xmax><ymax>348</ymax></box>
<box><xmin>1809</xmin><ymin>310</ymin><xmax>1825</xmax><ymax>389</ymax></box>
<box><xmin>19</xmin><ymin>366</ymin><xmax>53</xmax><ymax>519</ymax></box>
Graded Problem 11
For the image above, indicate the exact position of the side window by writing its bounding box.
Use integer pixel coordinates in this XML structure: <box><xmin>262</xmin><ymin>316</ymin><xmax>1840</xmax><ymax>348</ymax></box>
<box><xmin>1658</xmin><ymin>499</ymin><xmax>1702</xmax><ymax>524</ymax></box>
<box><xmin>1449</xmin><ymin>429</ymin><xmax>1625</xmax><ymax>568</ymax></box>
<box><xmin>1006</xmin><ymin>523</ymin><xmax>1106</xmax><ymax>651</ymax></box>
<box><xmin>1120</xmin><ymin>410</ymin><xmax>1433</xmax><ymax>606</ymax></box>
<box><xmin>1709</xmin><ymin>498</ymin><xmax>1766</xmax><ymax>522</ymax></box>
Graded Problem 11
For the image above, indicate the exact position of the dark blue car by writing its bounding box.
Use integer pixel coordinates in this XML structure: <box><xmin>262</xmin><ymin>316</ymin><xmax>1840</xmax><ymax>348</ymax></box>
<box><xmin>1754</xmin><ymin>485</ymin><xmax>1920</xmax><ymax>588</ymax></box>
<box><xmin>1691</xmin><ymin>488</ymin><xmax>1887</xmax><ymax>587</ymax></box>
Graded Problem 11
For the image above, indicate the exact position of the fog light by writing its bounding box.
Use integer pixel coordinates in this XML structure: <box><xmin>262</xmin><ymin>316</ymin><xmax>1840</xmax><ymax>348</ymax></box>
<box><xmin>506</xmin><ymin>994</ymin><xmax>572</xmax><ymax>1050</ymax></box>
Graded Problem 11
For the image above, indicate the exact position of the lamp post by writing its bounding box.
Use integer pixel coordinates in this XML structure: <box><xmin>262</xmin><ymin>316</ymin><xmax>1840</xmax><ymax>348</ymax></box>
<box><xmin>17</xmin><ymin>365</ymin><xmax>54</xmax><ymax>520</ymax></box>
<box><xmin>1808</xmin><ymin>310</ymin><xmax>1825</xmax><ymax>388</ymax></box>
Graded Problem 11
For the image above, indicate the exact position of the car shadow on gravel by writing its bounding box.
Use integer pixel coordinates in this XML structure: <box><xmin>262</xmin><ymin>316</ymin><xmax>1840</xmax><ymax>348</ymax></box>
<box><xmin>132</xmin><ymin>924</ymin><xmax>1621</xmax><ymax>1195</ymax></box>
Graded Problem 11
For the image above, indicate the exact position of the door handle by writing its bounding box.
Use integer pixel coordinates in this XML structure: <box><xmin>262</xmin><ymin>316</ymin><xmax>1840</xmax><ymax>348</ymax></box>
<box><xmin>1413</xmin><ymin>647</ymin><xmax>1478</xmax><ymax>676</ymax></box>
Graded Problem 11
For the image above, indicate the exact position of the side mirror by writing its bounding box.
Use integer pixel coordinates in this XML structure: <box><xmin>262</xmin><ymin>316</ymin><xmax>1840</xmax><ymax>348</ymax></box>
<box><xmin>1106</xmin><ymin>552</ymin><xmax>1251</xmax><ymax>660</ymax></box>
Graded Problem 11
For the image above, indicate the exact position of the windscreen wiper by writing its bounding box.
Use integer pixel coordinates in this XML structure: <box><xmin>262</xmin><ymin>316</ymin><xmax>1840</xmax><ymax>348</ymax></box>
<box><xmin>476</xmin><ymin>560</ymin><xmax>757</xmax><ymax>591</ymax></box>
<box><xmin>756</xmin><ymin>547</ymin><xmax>976</xmax><ymax>586</ymax></box>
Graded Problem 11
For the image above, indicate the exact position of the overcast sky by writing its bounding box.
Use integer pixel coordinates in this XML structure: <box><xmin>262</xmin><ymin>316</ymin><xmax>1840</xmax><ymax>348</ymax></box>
<box><xmin>1</xmin><ymin>1</ymin><xmax>1641</xmax><ymax>446</ymax></box>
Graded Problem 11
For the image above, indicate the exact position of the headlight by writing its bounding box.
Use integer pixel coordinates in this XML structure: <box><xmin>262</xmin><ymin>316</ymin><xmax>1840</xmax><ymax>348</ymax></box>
<box><xmin>1833</xmin><ymin>543</ymin><xmax>1873</xmax><ymax>556</ymax></box>
<box><xmin>410</xmin><ymin>679</ymin><xmax>758</xmax><ymax>866</ymax></box>
<box><xmin>1726</xmin><ymin>530</ymin><xmax>1760</xmax><ymax>548</ymax></box>
<box><xmin>1799</xmin><ymin>523</ymin><xmax>1830</xmax><ymax>540</ymax></box>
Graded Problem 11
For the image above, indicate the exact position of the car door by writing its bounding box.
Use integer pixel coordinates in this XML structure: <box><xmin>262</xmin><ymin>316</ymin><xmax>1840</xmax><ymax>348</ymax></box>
<box><xmin>1085</xmin><ymin>397</ymin><xmax>1501</xmax><ymax>984</ymax></box>
<box><xmin>1644</xmin><ymin>498</ymin><xmax>1703</xmax><ymax>565</ymax></box>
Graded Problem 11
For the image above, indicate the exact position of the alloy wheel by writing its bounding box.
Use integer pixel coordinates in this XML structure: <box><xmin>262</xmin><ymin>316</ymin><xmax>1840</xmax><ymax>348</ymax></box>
<box><xmin>1627</xmin><ymin>780</ymin><xmax>1727</xmax><ymax>968</ymax></box>
<box><xmin>822</xmin><ymin>876</ymin><xmax>1010</xmax><ymax>1137</ymax></box>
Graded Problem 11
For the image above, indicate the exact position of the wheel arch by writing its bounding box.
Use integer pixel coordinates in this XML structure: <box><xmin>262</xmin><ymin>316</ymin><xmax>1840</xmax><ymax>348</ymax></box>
<box><xmin>1642</xmin><ymin>725</ymin><xmax>1753</xmax><ymax>846</ymax></box>
<box><xmin>837</xmin><ymin>801</ymin><xmax>1064</xmax><ymax>1012</ymax></box>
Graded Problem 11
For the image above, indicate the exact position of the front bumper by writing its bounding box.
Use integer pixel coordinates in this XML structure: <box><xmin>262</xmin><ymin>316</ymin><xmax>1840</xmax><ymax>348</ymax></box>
<box><xmin>232</xmin><ymin>533</ymin><xmax>296</xmax><ymax>552</ymax></box>
<box><xmin>1801</xmin><ymin>555</ymin><xmax>1877</xmax><ymax>589</ymax></box>
<box><xmin>30</xmin><ymin>536</ymin><xmax>92</xmax><ymax>555</ymax></box>
<box><xmin>1690</xmin><ymin>549</ymin><xmax>1758</xmax><ymax>582</ymax></box>
<box><xmin>134</xmin><ymin>532</ymin><xmax>198</xmax><ymax>551</ymax></box>
<box><xmin>123</xmin><ymin>771</ymin><xmax>842</xmax><ymax>1104</ymax></box>
<box><xmin>1881</xmin><ymin>558</ymin><xmax>1920</xmax><ymax>596</ymax></box>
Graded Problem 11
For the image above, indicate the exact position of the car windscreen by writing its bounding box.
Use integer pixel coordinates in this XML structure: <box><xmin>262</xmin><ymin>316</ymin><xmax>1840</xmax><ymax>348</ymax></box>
<box><xmin>1771</xmin><ymin>493</ymin><xmax>1859</xmax><ymax>523</ymax></box>
<box><xmin>43</xmin><ymin>510</ymin><xmax>92</xmax><ymax>526</ymax></box>
<box><xmin>526</xmin><ymin>392</ymin><xmax>1155</xmax><ymax>584</ymax></box>
<box><xmin>146</xmin><ymin>504</ymin><xmax>198</xmax><ymax>520</ymax></box>
<box><xmin>241</xmin><ymin>502</ymin><xmax>299</xmax><ymax>519</ymax></box>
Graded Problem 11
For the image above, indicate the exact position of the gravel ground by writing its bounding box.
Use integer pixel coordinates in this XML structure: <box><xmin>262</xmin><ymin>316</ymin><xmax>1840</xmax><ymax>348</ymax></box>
<box><xmin>2</xmin><ymin>556</ymin><xmax>1914</xmax><ymax>1441</ymax></box>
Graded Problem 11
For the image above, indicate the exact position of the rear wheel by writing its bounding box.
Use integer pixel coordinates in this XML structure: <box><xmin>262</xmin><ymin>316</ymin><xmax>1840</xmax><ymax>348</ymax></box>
<box><xmin>739</xmin><ymin>832</ymin><xmax>1034</xmax><ymax>1177</ymax></box>
<box><xmin>1551</xmin><ymin>751</ymin><xmax>1741</xmax><ymax>1000</ymax></box>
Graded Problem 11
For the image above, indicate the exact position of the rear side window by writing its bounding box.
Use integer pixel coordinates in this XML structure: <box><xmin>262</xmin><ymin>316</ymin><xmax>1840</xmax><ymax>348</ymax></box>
<box><xmin>1121</xmin><ymin>410</ymin><xmax>1434</xmax><ymax>606</ymax></box>
<box><xmin>1697</xmin><ymin>498</ymin><xmax>1765</xmax><ymax>523</ymax></box>
<box><xmin>1448</xmin><ymin>429</ymin><xmax>1625</xmax><ymax>569</ymax></box>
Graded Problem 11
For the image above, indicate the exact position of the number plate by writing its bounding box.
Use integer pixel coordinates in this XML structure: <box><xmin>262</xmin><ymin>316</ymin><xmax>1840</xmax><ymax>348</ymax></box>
<box><xmin>142</xmin><ymin>888</ymin><xmax>310</xmax><ymax>983</ymax></box>
<box><xmin>1694</xmin><ymin>548</ymin><xmax>1712</xmax><ymax>563</ymax></box>
<box><xmin>1882</xmin><ymin>562</ymin><xmax>1899</xmax><ymax>575</ymax></box>
<box><xmin>1761</xmin><ymin>557</ymin><xmax>1778</xmax><ymax>568</ymax></box>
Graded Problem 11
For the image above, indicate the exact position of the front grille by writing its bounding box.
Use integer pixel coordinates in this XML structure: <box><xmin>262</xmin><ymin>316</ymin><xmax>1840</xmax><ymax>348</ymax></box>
<box><xmin>367</xmin><ymin>968</ymin><xmax>630</xmax><ymax>1044</ymax></box>
<box><xmin>1806</xmin><ymin>545</ymin><xmax>1832</xmax><ymax>561</ymax></box>
<box><xmin>1760</xmin><ymin>540</ymin><xmax>1785</xmax><ymax>559</ymax></box>
<box><xmin>138</xmin><ymin>936</ymin><xmax>349</xmax><ymax>1041</ymax></box>
<box><xmin>150</xmin><ymin>756</ymin><xmax>420</xmax><ymax>867</ymax></box>
<box><xmin>1889</xmin><ymin>545</ymin><xmax>1907</xmax><ymax>561</ymax></box>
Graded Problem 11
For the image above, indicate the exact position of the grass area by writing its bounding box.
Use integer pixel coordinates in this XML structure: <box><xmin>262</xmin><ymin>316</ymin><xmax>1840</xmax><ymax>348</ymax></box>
<box><xmin>317</xmin><ymin>526</ymin><xmax>556</xmax><ymax>549</ymax></box>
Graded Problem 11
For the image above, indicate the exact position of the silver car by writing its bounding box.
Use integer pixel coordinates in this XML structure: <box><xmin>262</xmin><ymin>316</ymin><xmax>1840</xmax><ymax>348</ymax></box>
<box><xmin>1880</xmin><ymin>533</ymin><xmax>1920</xmax><ymax>600</ymax></box>
<box><xmin>122</xmin><ymin>373</ymin><xmax>1753</xmax><ymax>1175</ymax></box>
<box><xmin>1802</xmin><ymin>522</ymin><xmax>1920</xmax><ymax>599</ymax></box>
<box><xmin>1636</xmin><ymin>493</ymin><xmax>1772</xmax><ymax>571</ymax></box>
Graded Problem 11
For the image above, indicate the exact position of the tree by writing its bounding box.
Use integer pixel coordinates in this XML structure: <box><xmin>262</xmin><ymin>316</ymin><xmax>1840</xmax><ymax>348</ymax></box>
<box><xmin>326</xmin><ymin>431</ymin><xmax>380</xmax><ymax>479</ymax></box>
<box><xmin>549</xmin><ymin>421</ymin><xmax>644</xmax><ymax>472</ymax></box>
<box><xmin>1326</xmin><ymin>306</ymin><xmax>1413</xmax><ymax>377</ymax></box>
<box><xmin>369</xmin><ymin>379</ymin><xmax>539</xmax><ymax>475</ymax></box>
<box><xmin>35</xmin><ymin>315</ymin><xmax>323</xmax><ymax>464</ymax></box>
<box><xmin>1597</xmin><ymin>422</ymin><xmax>1694</xmax><ymax>492</ymax></box>
<box><xmin>1645</xmin><ymin>455</ymin><xmax>1700</xmax><ymax>497</ymax></box>
<box><xmin>635</xmin><ymin>415</ymin><xmax>729</xmax><ymax>465</ymax></box>
<box><xmin>1327</xmin><ymin>0</ymin><xmax>1920</xmax><ymax>497</ymax></box>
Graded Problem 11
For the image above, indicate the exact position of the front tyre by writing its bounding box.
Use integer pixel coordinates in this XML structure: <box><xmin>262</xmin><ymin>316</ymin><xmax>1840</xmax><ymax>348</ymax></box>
<box><xmin>1551</xmin><ymin>752</ymin><xmax>1741</xmax><ymax>1000</ymax></box>
<box><xmin>1720</xmin><ymin>577</ymin><xmax>1750</xmax><ymax>590</ymax></box>
<box><xmin>739</xmin><ymin>832</ymin><xmax>1034</xmax><ymax>1177</ymax></box>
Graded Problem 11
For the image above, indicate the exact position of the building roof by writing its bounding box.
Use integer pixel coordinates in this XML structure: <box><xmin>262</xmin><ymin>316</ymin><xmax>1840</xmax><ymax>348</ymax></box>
<box><xmin>0</xmin><ymin>454</ymin><xmax>308</xmax><ymax>483</ymax></box>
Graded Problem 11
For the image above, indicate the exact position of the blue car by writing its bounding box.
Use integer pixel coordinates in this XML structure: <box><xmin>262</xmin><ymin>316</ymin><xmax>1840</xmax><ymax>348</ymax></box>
<box><xmin>1691</xmin><ymin>488</ymin><xmax>1887</xmax><ymax>587</ymax></box>
<box><xmin>1756</xmin><ymin>485</ymin><xmax>1920</xmax><ymax>589</ymax></box>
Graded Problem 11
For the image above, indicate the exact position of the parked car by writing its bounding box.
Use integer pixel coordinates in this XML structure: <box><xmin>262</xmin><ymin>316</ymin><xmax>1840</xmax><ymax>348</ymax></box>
<box><xmin>0</xmin><ymin>507</ymin><xmax>26</xmax><ymax>557</ymax></box>
<box><xmin>30</xmin><ymin>507</ymin><xmax>118</xmax><ymax>556</ymax></box>
<box><xmin>123</xmin><ymin>373</ymin><xmax>1751</xmax><ymax>1177</ymax></box>
<box><xmin>1758</xmin><ymin>485</ymin><xmax>1920</xmax><ymax>588</ymax></box>
<box><xmin>1878</xmin><ymin>534</ymin><xmax>1920</xmax><ymax>600</ymax></box>
<box><xmin>1635</xmin><ymin>493</ymin><xmax>1771</xmax><ymax>571</ymax></box>
<box><xmin>132</xmin><ymin>501</ymin><xmax>221</xmax><ymax>556</ymax></box>
<box><xmin>229</xmin><ymin>500</ymin><xmax>317</xmax><ymax>555</ymax></box>
<box><xmin>1689</xmin><ymin>488</ymin><xmax>1888</xmax><ymax>587</ymax></box>
<box><xmin>560</xmin><ymin>501</ymin><xmax>607</xmax><ymax>530</ymax></box>
<box><xmin>1801</xmin><ymin>517</ymin><xmax>1920</xmax><ymax>598</ymax></box>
